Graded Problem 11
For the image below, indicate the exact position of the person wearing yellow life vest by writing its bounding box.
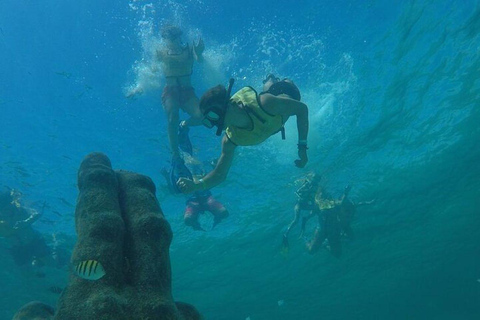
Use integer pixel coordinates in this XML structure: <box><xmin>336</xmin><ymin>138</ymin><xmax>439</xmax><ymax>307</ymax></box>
<box><xmin>177</xmin><ymin>76</ymin><xmax>309</xmax><ymax>194</ymax></box>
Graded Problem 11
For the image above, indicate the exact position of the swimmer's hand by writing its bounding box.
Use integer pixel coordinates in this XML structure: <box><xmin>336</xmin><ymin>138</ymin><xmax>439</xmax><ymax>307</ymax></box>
<box><xmin>176</xmin><ymin>177</ymin><xmax>197</xmax><ymax>194</ymax></box>
<box><xmin>294</xmin><ymin>147</ymin><xmax>308</xmax><ymax>168</ymax></box>
<box><xmin>126</xmin><ymin>86</ymin><xmax>144</xmax><ymax>99</ymax></box>
<box><xmin>193</xmin><ymin>38</ymin><xmax>205</xmax><ymax>60</ymax></box>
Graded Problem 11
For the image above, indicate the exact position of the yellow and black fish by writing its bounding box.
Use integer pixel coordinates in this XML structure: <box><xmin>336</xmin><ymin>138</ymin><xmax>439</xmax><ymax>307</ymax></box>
<box><xmin>74</xmin><ymin>260</ymin><xmax>106</xmax><ymax>280</ymax></box>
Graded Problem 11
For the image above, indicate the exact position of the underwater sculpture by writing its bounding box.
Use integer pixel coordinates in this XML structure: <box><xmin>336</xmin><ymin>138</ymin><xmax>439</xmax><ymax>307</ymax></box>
<box><xmin>12</xmin><ymin>301</ymin><xmax>55</xmax><ymax>320</ymax></box>
<box><xmin>15</xmin><ymin>152</ymin><xmax>201</xmax><ymax>320</ymax></box>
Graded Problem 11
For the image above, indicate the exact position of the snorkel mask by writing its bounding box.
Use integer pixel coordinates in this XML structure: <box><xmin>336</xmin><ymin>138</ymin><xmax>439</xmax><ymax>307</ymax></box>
<box><xmin>202</xmin><ymin>78</ymin><xmax>235</xmax><ymax>136</ymax></box>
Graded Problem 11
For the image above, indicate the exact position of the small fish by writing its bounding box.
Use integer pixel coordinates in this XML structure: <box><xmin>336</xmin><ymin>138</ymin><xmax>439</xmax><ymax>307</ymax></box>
<box><xmin>40</xmin><ymin>219</ymin><xmax>57</xmax><ymax>226</ymax></box>
<box><xmin>52</xmin><ymin>210</ymin><xmax>63</xmax><ymax>217</ymax></box>
<box><xmin>74</xmin><ymin>260</ymin><xmax>106</xmax><ymax>280</ymax></box>
<box><xmin>55</xmin><ymin>71</ymin><xmax>72</xmax><ymax>79</ymax></box>
<box><xmin>48</xmin><ymin>286</ymin><xmax>63</xmax><ymax>294</ymax></box>
<box><xmin>57</xmin><ymin>197</ymin><xmax>74</xmax><ymax>207</ymax></box>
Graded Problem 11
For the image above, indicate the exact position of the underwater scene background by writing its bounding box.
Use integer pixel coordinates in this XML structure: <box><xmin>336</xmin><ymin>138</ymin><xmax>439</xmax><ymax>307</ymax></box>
<box><xmin>1</xmin><ymin>0</ymin><xmax>479</xmax><ymax>319</ymax></box>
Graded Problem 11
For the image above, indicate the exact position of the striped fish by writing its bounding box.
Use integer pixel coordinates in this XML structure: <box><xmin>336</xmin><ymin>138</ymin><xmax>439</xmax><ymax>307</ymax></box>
<box><xmin>74</xmin><ymin>260</ymin><xmax>106</xmax><ymax>280</ymax></box>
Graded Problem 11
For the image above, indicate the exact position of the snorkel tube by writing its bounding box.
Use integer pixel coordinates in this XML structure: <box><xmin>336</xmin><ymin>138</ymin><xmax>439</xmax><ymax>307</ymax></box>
<box><xmin>215</xmin><ymin>78</ymin><xmax>235</xmax><ymax>136</ymax></box>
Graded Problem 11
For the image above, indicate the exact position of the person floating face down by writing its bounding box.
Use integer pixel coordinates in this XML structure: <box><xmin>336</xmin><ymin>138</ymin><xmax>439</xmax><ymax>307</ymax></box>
<box><xmin>176</xmin><ymin>75</ymin><xmax>309</xmax><ymax>194</ymax></box>
<box><xmin>161</xmin><ymin>156</ymin><xmax>229</xmax><ymax>231</ymax></box>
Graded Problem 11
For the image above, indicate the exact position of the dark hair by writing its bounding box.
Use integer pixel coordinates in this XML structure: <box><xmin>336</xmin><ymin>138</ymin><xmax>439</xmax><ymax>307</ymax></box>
<box><xmin>268</xmin><ymin>80</ymin><xmax>301</xmax><ymax>101</ymax></box>
<box><xmin>263</xmin><ymin>73</ymin><xmax>280</xmax><ymax>84</ymax></box>
<box><xmin>199</xmin><ymin>85</ymin><xmax>227</xmax><ymax>113</ymax></box>
<box><xmin>161</xmin><ymin>25</ymin><xmax>183</xmax><ymax>40</ymax></box>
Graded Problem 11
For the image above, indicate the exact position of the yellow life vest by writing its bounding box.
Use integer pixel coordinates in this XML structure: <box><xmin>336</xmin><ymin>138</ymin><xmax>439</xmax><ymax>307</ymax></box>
<box><xmin>225</xmin><ymin>87</ymin><xmax>283</xmax><ymax>146</ymax></box>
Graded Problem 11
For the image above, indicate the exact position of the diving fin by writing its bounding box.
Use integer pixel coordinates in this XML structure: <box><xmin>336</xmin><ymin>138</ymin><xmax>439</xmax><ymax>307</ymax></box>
<box><xmin>169</xmin><ymin>156</ymin><xmax>193</xmax><ymax>194</ymax></box>
<box><xmin>178</xmin><ymin>122</ymin><xmax>193</xmax><ymax>155</ymax></box>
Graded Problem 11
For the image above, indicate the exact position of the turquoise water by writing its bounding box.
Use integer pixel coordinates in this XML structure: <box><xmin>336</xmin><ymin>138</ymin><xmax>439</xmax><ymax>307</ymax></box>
<box><xmin>1</xmin><ymin>0</ymin><xmax>479</xmax><ymax>319</ymax></box>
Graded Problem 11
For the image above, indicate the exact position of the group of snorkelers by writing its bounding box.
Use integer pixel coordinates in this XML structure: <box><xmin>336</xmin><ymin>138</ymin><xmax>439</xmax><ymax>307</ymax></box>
<box><xmin>127</xmin><ymin>24</ymin><xmax>308</xmax><ymax>231</ymax></box>
<box><xmin>283</xmin><ymin>174</ymin><xmax>374</xmax><ymax>257</ymax></box>
<box><xmin>0</xmin><ymin>188</ymin><xmax>70</xmax><ymax>275</ymax></box>
<box><xmin>126</xmin><ymin>24</ymin><xmax>373</xmax><ymax>257</ymax></box>
<box><xmin>0</xmin><ymin>25</ymin><xmax>373</xmax><ymax>268</ymax></box>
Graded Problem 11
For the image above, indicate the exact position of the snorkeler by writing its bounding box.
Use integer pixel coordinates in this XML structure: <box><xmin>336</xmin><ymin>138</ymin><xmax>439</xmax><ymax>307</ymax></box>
<box><xmin>282</xmin><ymin>173</ymin><xmax>321</xmax><ymax>251</ymax></box>
<box><xmin>0</xmin><ymin>188</ymin><xmax>51</xmax><ymax>275</ymax></box>
<box><xmin>176</xmin><ymin>75</ymin><xmax>309</xmax><ymax>194</ymax></box>
<box><xmin>306</xmin><ymin>185</ymin><xmax>374</xmax><ymax>257</ymax></box>
<box><xmin>161</xmin><ymin>154</ymin><xmax>229</xmax><ymax>231</ymax></box>
<box><xmin>127</xmin><ymin>25</ymin><xmax>205</xmax><ymax>159</ymax></box>
<box><xmin>261</xmin><ymin>73</ymin><xmax>302</xmax><ymax>101</ymax></box>
<box><xmin>0</xmin><ymin>188</ymin><xmax>41</xmax><ymax>235</ymax></box>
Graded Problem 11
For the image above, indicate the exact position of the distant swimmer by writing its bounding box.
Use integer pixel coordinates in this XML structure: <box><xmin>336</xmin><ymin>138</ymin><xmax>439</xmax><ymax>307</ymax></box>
<box><xmin>282</xmin><ymin>172</ymin><xmax>321</xmax><ymax>251</ymax></box>
<box><xmin>177</xmin><ymin>76</ymin><xmax>309</xmax><ymax>194</ymax></box>
<box><xmin>161</xmin><ymin>153</ymin><xmax>229</xmax><ymax>231</ymax></box>
<box><xmin>306</xmin><ymin>185</ymin><xmax>374</xmax><ymax>257</ymax></box>
<box><xmin>127</xmin><ymin>25</ymin><xmax>205</xmax><ymax>160</ymax></box>
<box><xmin>0</xmin><ymin>188</ymin><xmax>51</xmax><ymax>274</ymax></box>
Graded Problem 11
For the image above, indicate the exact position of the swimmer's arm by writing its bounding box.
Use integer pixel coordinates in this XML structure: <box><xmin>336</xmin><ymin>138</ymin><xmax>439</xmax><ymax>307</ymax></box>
<box><xmin>262</xmin><ymin>94</ymin><xmax>309</xmax><ymax>167</ymax></box>
<box><xmin>270</xmin><ymin>95</ymin><xmax>309</xmax><ymax>143</ymax></box>
<box><xmin>356</xmin><ymin>199</ymin><xmax>376</xmax><ymax>207</ymax></box>
<box><xmin>182</xmin><ymin>136</ymin><xmax>235</xmax><ymax>193</ymax></box>
<box><xmin>13</xmin><ymin>208</ymin><xmax>41</xmax><ymax>230</ymax></box>
<box><xmin>193</xmin><ymin>37</ymin><xmax>205</xmax><ymax>62</ymax></box>
<box><xmin>296</xmin><ymin>181</ymin><xmax>311</xmax><ymax>194</ymax></box>
<box><xmin>199</xmin><ymin>136</ymin><xmax>235</xmax><ymax>189</ymax></box>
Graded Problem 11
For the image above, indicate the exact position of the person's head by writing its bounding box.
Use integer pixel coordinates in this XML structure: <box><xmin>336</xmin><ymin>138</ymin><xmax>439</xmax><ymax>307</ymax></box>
<box><xmin>161</xmin><ymin>25</ymin><xmax>183</xmax><ymax>43</ymax></box>
<box><xmin>266</xmin><ymin>78</ymin><xmax>301</xmax><ymax>101</ymax></box>
<box><xmin>199</xmin><ymin>79</ymin><xmax>235</xmax><ymax>136</ymax></box>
